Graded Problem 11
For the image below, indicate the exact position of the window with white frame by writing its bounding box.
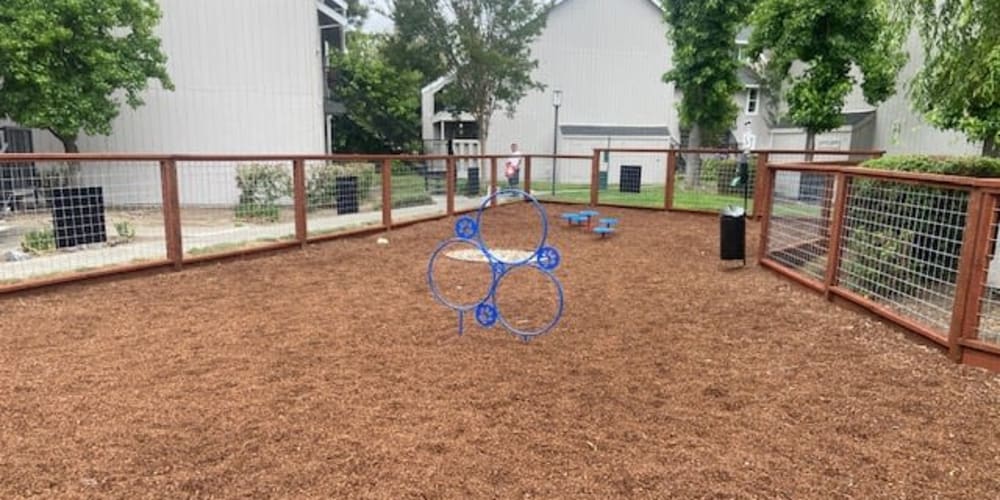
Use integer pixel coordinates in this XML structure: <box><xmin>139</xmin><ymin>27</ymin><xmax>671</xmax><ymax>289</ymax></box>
<box><xmin>736</xmin><ymin>43</ymin><xmax>748</xmax><ymax>62</ymax></box>
<box><xmin>745</xmin><ymin>87</ymin><xmax>759</xmax><ymax>115</ymax></box>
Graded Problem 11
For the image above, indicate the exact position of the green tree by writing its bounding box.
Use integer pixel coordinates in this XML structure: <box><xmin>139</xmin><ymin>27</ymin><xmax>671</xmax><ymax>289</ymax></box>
<box><xmin>345</xmin><ymin>0</ymin><xmax>370</xmax><ymax>29</ymax></box>
<box><xmin>749</xmin><ymin>0</ymin><xmax>905</xmax><ymax>157</ymax></box>
<box><xmin>329</xmin><ymin>34</ymin><xmax>423</xmax><ymax>153</ymax></box>
<box><xmin>0</xmin><ymin>0</ymin><xmax>173</xmax><ymax>153</ymax></box>
<box><xmin>382</xmin><ymin>0</ymin><xmax>449</xmax><ymax>84</ymax></box>
<box><xmin>391</xmin><ymin>0</ymin><xmax>551</xmax><ymax>149</ymax></box>
<box><xmin>898</xmin><ymin>0</ymin><xmax>1000</xmax><ymax>157</ymax></box>
<box><xmin>662</xmin><ymin>0</ymin><xmax>754</xmax><ymax>187</ymax></box>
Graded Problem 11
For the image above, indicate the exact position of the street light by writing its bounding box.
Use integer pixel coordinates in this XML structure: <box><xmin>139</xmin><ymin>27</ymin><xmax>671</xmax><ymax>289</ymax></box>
<box><xmin>552</xmin><ymin>89</ymin><xmax>562</xmax><ymax>196</ymax></box>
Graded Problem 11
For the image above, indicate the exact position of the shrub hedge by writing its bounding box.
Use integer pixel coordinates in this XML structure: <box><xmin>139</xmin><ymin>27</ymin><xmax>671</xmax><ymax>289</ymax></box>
<box><xmin>839</xmin><ymin>155</ymin><xmax>1000</xmax><ymax>299</ymax></box>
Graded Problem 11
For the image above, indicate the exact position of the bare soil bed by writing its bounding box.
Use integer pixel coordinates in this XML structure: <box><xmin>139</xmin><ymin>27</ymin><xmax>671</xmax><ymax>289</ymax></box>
<box><xmin>1</xmin><ymin>203</ymin><xmax>998</xmax><ymax>499</ymax></box>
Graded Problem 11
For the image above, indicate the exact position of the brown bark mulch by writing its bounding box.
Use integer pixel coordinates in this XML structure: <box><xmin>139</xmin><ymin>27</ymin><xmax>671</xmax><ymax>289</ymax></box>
<box><xmin>1</xmin><ymin>203</ymin><xmax>998</xmax><ymax>499</ymax></box>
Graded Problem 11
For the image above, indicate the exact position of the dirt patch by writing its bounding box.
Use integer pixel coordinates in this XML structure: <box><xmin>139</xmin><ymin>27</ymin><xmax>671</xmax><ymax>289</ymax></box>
<box><xmin>0</xmin><ymin>203</ymin><xmax>998</xmax><ymax>498</ymax></box>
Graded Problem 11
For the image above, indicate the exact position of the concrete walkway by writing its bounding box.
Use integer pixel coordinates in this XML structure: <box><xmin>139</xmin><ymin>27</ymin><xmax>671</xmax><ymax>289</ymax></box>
<box><xmin>0</xmin><ymin>195</ymin><xmax>498</xmax><ymax>283</ymax></box>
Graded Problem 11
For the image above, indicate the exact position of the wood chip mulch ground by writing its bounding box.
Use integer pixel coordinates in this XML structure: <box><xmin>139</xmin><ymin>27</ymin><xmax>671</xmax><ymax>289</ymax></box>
<box><xmin>1</xmin><ymin>203</ymin><xmax>998</xmax><ymax>499</ymax></box>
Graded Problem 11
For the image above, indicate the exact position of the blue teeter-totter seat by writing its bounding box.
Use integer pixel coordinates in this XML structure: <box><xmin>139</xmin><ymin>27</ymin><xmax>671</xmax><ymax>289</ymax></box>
<box><xmin>593</xmin><ymin>226</ymin><xmax>615</xmax><ymax>238</ymax></box>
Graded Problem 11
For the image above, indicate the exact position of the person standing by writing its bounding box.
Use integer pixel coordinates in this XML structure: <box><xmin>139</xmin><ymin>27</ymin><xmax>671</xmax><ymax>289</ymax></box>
<box><xmin>504</xmin><ymin>142</ymin><xmax>523</xmax><ymax>191</ymax></box>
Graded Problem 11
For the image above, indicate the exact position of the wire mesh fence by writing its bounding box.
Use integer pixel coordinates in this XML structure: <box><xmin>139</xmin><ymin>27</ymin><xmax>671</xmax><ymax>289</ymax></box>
<box><xmin>597</xmin><ymin>151</ymin><xmax>667</xmax><ymax>208</ymax></box>
<box><xmin>527</xmin><ymin>156</ymin><xmax>593</xmax><ymax>205</ymax></box>
<box><xmin>765</xmin><ymin>170</ymin><xmax>836</xmax><ymax>284</ymax></box>
<box><xmin>389</xmin><ymin>158</ymin><xmax>449</xmax><ymax>224</ymax></box>
<box><xmin>673</xmin><ymin>151</ymin><xmax>752</xmax><ymax>213</ymax></box>
<box><xmin>976</xmin><ymin>200</ymin><xmax>1000</xmax><ymax>346</ymax></box>
<box><xmin>455</xmin><ymin>156</ymin><xmax>489</xmax><ymax>202</ymax></box>
<box><xmin>304</xmin><ymin>160</ymin><xmax>383</xmax><ymax>237</ymax></box>
<box><xmin>836</xmin><ymin>178</ymin><xmax>970</xmax><ymax>336</ymax></box>
<box><xmin>0</xmin><ymin>160</ymin><xmax>166</xmax><ymax>284</ymax></box>
<box><xmin>176</xmin><ymin>160</ymin><xmax>297</xmax><ymax>258</ymax></box>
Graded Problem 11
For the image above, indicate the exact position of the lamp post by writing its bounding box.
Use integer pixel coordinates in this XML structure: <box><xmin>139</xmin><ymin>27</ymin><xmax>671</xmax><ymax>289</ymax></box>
<box><xmin>552</xmin><ymin>89</ymin><xmax>562</xmax><ymax>196</ymax></box>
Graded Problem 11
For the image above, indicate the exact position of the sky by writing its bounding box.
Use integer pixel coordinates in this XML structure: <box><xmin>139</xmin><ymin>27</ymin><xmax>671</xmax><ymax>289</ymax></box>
<box><xmin>362</xmin><ymin>0</ymin><xmax>394</xmax><ymax>33</ymax></box>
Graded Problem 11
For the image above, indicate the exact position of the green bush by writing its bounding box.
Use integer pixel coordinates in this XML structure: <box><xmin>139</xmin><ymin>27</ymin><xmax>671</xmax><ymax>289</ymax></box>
<box><xmin>861</xmin><ymin>155</ymin><xmax>1000</xmax><ymax>178</ymax></box>
<box><xmin>701</xmin><ymin>157</ymin><xmax>757</xmax><ymax>195</ymax></box>
<box><xmin>114</xmin><ymin>221</ymin><xmax>136</xmax><ymax>241</ymax></box>
<box><xmin>840</xmin><ymin>155</ymin><xmax>991</xmax><ymax>299</ymax></box>
<box><xmin>376</xmin><ymin>191</ymin><xmax>435</xmax><ymax>210</ymax></box>
<box><xmin>700</xmin><ymin>158</ymin><xmax>721</xmax><ymax>183</ymax></box>
<box><xmin>235</xmin><ymin>163</ymin><xmax>291</xmax><ymax>221</ymax></box>
<box><xmin>841</xmin><ymin>227</ymin><xmax>916</xmax><ymax>299</ymax></box>
<box><xmin>21</xmin><ymin>227</ymin><xmax>55</xmax><ymax>254</ymax></box>
<box><xmin>306</xmin><ymin>162</ymin><xmax>378</xmax><ymax>210</ymax></box>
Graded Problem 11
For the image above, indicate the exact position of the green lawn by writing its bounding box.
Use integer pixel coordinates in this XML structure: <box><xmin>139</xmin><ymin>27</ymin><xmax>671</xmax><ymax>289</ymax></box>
<box><xmin>386</xmin><ymin>176</ymin><xmax>759</xmax><ymax>214</ymax></box>
<box><xmin>528</xmin><ymin>182</ymin><xmax>753</xmax><ymax>212</ymax></box>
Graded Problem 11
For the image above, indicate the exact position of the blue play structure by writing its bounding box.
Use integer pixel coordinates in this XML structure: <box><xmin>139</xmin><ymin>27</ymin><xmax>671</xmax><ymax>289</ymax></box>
<box><xmin>560</xmin><ymin>210</ymin><xmax>620</xmax><ymax>237</ymax></box>
<box><xmin>427</xmin><ymin>189</ymin><xmax>565</xmax><ymax>343</ymax></box>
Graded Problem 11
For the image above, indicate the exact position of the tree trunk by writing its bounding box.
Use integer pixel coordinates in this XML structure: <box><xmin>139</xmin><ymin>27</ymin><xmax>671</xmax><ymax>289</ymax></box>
<box><xmin>984</xmin><ymin>133</ymin><xmax>999</xmax><ymax>158</ymax></box>
<box><xmin>49</xmin><ymin>130</ymin><xmax>82</xmax><ymax>185</ymax></box>
<box><xmin>684</xmin><ymin>124</ymin><xmax>702</xmax><ymax>189</ymax></box>
<box><xmin>804</xmin><ymin>131</ymin><xmax>816</xmax><ymax>162</ymax></box>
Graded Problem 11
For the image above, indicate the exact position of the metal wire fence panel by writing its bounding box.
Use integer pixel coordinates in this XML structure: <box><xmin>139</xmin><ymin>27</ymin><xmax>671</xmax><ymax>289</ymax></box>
<box><xmin>0</xmin><ymin>160</ymin><xmax>166</xmax><ymax>284</ymax></box>
<box><xmin>598</xmin><ymin>151</ymin><xmax>666</xmax><ymax>208</ymax></box>
<box><xmin>836</xmin><ymin>178</ymin><xmax>970</xmax><ymax>335</ymax></box>
<box><xmin>528</xmin><ymin>157</ymin><xmax>593</xmax><ymax>205</ymax></box>
<box><xmin>304</xmin><ymin>160</ymin><xmax>382</xmax><ymax>237</ymax></box>
<box><xmin>454</xmin><ymin>156</ymin><xmax>491</xmax><ymax>211</ymax></box>
<box><xmin>176</xmin><ymin>161</ymin><xmax>296</xmax><ymax>257</ymax></box>
<box><xmin>390</xmin><ymin>159</ymin><xmax>448</xmax><ymax>223</ymax></box>
<box><xmin>673</xmin><ymin>151</ymin><xmax>751</xmax><ymax>212</ymax></box>
<box><xmin>765</xmin><ymin>170</ymin><xmax>835</xmax><ymax>284</ymax></box>
<box><xmin>976</xmin><ymin>200</ymin><xmax>1000</xmax><ymax>346</ymax></box>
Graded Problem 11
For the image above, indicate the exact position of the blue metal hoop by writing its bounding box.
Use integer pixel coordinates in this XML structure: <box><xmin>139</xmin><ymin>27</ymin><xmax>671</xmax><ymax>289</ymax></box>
<box><xmin>475</xmin><ymin>189</ymin><xmax>550</xmax><ymax>266</ymax></box>
<box><xmin>427</xmin><ymin>238</ymin><xmax>496</xmax><ymax>312</ymax></box>
<box><xmin>492</xmin><ymin>263</ymin><xmax>565</xmax><ymax>339</ymax></box>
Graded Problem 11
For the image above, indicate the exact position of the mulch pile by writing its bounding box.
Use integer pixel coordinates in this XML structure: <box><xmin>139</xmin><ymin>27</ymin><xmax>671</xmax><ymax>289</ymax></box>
<box><xmin>1</xmin><ymin>203</ymin><xmax>998</xmax><ymax>498</ymax></box>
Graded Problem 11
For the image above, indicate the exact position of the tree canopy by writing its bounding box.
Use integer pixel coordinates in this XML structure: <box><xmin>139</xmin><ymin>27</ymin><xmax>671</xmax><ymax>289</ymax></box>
<box><xmin>662</xmin><ymin>0</ymin><xmax>754</xmax><ymax>145</ymax></box>
<box><xmin>329</xmin><ymin>33</ymin><xmax>423</xmax><ymax>153</ymax></box>
<box><xmin>662</xmin><ymin>0</ymin><xmax>754</xmax><ymax>186</ymax></box>
<box><xmin>749</xmin><ymin>0</ymin><xmax>905</xmax><ymax>152</ymax></box>
<box><xmin>385</xmin><ymin>0</ymin><xmax>551</xmax><ymax>148</ymax></box>
<box><xmin>0</xmin><ymin>0</ymin><xmax>173</xmax><ymax>152</ymax></box>
<box><xmin>897</xmin><ymin>0</ymin><xmax>1000</xmax><ymax>157</ymax></box>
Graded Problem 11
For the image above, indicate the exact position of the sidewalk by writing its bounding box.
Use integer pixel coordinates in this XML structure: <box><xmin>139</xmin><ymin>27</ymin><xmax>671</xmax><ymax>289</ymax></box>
<box><xmin>0</xmin><ymin>195</ymin><xmax>492</xmax><ymax>282</ymax></box>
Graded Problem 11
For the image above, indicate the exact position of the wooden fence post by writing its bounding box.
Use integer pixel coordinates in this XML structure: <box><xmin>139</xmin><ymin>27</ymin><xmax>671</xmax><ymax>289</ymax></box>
<box><xmin>756</xmin><ymin>165</ymin><xmax>776</xmax><ymax>263</ymax></box>
<box><xmin>665</xmin><ymin>150</ymin><xmax>677</xmax><ymax>211</ymax></box>
<box><xmin>293</xmin><ymin>159</ymin><xmax>307</xmax><ymax>247</ymax></box>
<box><xmin>752</xmin><ymin>152</ymin><xmax>770</xmax><ymax>219</ymax></box>
<box><xmin>382</xmin><ymin>159</ymin><xmax>393</xmax><ymax>227</ymax></box>
<box><xmin>950</xmin><ymin>190</ymin><xmax>993</xmax><ymax>361</ymax></box>
<box><xmin>446</xmin><ymin>157</ymin><xmax>456</xmax><ymax>215</ymax></box>
<box><xmin>490</xmin><ymin>157</ymin><xmax>498</xmax><ymax>207</ymax></box>
<box><xmin>523</xmin><ymin>156</ymin><xmax>532</xmax><ymax>195</ymax></box>
<box><xmin>823</xmin><ymin>172</ymin><xmax>850</xmax><ymax>299</ymax></box>
<box><xmin>159</xmin><ymin>159</ymin><xmax>183</xmax><ymax>269</ymax></box>
<box><xmin>590</xmin><ymin>150</ymin><xmax>600</xmax><ymax>206</ymax></box>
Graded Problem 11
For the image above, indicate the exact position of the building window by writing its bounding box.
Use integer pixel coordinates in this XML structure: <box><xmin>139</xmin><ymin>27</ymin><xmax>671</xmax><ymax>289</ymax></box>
<box><xmin>745</xmin><ymin>87</ymin><xmax>759</xmax><ymax>115</ymax></box>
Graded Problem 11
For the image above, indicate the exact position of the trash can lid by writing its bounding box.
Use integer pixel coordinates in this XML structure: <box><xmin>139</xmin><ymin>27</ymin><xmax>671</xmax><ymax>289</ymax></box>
<box><xmin>721</xmin><ymin>205</ymin><xmax>746</xmax><ymax>217</ymax></box>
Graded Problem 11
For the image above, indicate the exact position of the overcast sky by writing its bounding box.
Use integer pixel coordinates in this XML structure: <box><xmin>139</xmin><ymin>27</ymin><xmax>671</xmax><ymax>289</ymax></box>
<box><xmin>362</xmin><ymin>0</ymin><xmax>394</xmax><ymax>33</ymax></box>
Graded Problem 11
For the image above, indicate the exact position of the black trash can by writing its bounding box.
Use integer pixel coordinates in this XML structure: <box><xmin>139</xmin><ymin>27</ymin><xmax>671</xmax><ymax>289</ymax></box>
<box><xmin>720</xmin><ymin>205</ymin><xmax>746</xmax><ymax>263</ymax></box>
<box><xmin>466</xmin><ymin>167</ymin><xmax>480</xmax><ymax>196</ymax></box>
<box><xmin>335</xmin><ymin>175</ymin><xmax>359</xmax><ymax>214</ymax></box>
<box><xmin>50</xmin><ymin>186</ymin><xmax>108</xmax><ymax>249</ymax></box>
